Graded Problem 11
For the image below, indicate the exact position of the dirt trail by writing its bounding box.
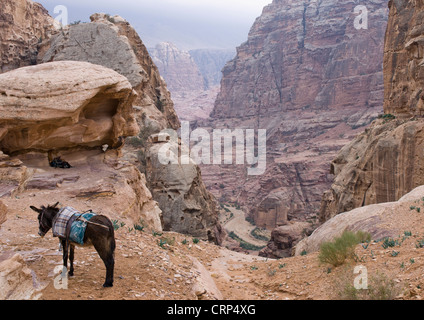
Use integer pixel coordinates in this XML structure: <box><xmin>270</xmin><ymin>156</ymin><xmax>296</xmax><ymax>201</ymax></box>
<box><xmin>2</xmin><ymin>190</ymin><xmax>424</xmax><ymax>300</ymax></box>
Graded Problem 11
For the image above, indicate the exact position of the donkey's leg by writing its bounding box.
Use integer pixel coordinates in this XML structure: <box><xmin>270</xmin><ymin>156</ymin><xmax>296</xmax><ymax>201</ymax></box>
<box><xmin>93</xmin><ymin>237</ymin><xmax>115</xmax><ymax>288</ymax></box>
<box><xmin>69</xmin><ymin>244</ymin><xmax>75</xmax><ymax>276</ymax></box>
<box><xmin>61</xmin><ymin>239</ymin><xmax>69</xmax><ymax>273</ymax></box>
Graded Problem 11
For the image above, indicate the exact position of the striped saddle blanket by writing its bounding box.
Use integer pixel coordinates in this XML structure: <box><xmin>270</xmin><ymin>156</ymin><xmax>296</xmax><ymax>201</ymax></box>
<box><xmin>53</xmin><ymin>207</ymin><xmax>96</xmax><ymax>245</ymax></box>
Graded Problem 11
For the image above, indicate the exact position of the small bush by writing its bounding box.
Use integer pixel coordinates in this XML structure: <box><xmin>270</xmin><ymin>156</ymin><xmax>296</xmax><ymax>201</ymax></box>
<box><xmin>381</xmin><ymin>237</ymin><xmax>399</xmax><ymax>249</ymax></box>
<box><xmin>319</xmin><ymin>231</ymin><xmax>371</xmax><ymax>267</ymax></box>
<box><xmin>112</xmin><ymin>220</ymin><xmax>125</xmax><ymax>231</ymax></box>
<box><xmin>337</xmin><ymin>271</ymin><xmax>400</xmax><ymax>300</ymax></box>
<box><xmin>134</xmin><ymin>224</ymin><xmax>144</xmax><ymax>232</ymax></box>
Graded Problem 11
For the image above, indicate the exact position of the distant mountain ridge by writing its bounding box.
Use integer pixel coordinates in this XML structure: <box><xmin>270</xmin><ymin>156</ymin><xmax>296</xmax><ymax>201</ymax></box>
<box><xmin>149</xmin><ymin>42</ymin><xmax>235</xmax><ymax>121</ymax></box>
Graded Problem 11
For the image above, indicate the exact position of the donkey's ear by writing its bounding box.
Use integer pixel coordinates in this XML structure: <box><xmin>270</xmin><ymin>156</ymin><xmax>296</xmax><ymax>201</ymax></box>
<box><xmin>30</xmin><ymin>206</ymin><xmax>42</xmax><ymax>214</ymax></box>
<box><xmin>52</xmin><ymin>202</ymin><xmax>60</xmax><ymax>208</ymax></box>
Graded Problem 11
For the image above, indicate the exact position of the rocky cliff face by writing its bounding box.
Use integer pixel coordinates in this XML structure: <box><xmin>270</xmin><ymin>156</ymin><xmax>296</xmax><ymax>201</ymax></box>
<box><xmin>149</xmin><ymin>43</ymin><xmax>234</xmax><ymax>122</ymax></box>
<box><xmin>150</xmin><ymin>42</ymin><xmax>205</xmax><ymax>93</ymax></box>
<box><xmin>201</xmin><ymin>0</ymin><xmax>388</xmax><ymax>231</ymax></box>
<box><xmin>0</xmin><ymin>0</ymin><xmax>56</xmax><ymax>73</ymax></box>
<box><xmin>384</xmin><ymin>0</ymin><xmax>424</xmax><ymax>118</ymax></box>
<box><xmin>39</xmin><ymin>14</ymin><xmax>180</xmax><ymax>132</ymax></box>
<box><xmin>146</xmin><ymin>138</ymin><xmax>222</xmax><ymax>243</ymax></box>
<box><xmin>319</xmin><ymin>0</ymin><xmax>424</xmax><ymax>223</ymax></box>
<box><xmin>188</xmin><ymin>48</ymin><xmax>235</xmax><ymax>90</ymax></box>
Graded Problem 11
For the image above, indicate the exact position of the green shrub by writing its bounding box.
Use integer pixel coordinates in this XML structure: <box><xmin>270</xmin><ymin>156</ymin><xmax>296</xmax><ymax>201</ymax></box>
<box><xmin>112</xmin><ymin>220</ymin><xmax>125</xmax><ymax>231</ymax></box>
<box><xmin>319</xmin><ymin>231</ymin><xmax>371</xmax><ymax>267</ymax></box>
<box><xmin>381</xmin><ymin>237</ymin><xmax>399</xmax><ymax>249</ymax></box>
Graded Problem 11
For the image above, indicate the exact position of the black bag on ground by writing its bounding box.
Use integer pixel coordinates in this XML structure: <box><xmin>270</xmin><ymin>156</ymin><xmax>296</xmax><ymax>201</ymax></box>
<box><xmin>50</xmin><ymin>157</ymin><xmax>72</xmax><ymax>169</ymax></box>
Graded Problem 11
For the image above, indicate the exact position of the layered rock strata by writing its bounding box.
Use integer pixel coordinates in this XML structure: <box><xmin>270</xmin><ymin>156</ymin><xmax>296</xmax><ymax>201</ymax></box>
<box><xmin>383</xmin><ymin>0</ymin><xmax>424</xmax><ymax>118</ymax></box>
<box><xmin>150</xmin><ymin>42</ymin><xmax>205</xmax><ymax>93</ymax></box>
<box><xmin>0</xmin><ymin>0</ymin><xmax>56</xmax><ymax>73</ymax></box>
<box><xmin>201</xmin><ymin>0</ymin><xmax>389</xmax><ymax>231</ymax></box>
<box><xmin>149</xmin><ymin>43</ymin><xmax>234</xmax><ymax>122</ymax></box>
<box><xmin>320</xmin><ymin>0</ymin><xmax>424</xmax><ymax>222</ymax></box>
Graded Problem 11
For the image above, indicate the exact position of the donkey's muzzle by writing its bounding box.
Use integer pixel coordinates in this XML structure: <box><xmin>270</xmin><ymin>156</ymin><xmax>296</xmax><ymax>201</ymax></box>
<box><xmin>38</xmin><ymin>231</ymin><xmax>46</xmax><ymax>238</ymax></box>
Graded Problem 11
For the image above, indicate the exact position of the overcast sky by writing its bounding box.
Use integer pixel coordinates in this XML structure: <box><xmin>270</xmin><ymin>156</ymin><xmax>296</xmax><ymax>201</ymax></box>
<box><xmin>37</xmin><ymin>0</ymin><xmax>272</xmax><ymax>50</ymax></box>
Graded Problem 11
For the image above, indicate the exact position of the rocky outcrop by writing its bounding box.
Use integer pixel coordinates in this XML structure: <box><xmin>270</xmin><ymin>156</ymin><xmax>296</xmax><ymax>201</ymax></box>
<box><xmin>296</xmin><ymin>185</ymin><xmax>424</xmax><ymax>256</ymax></box>
<box><xmin>0</xmin><ymin>61</ymin><xmax>163</xmax><ymax>230</ymax></box>
<box><xmin>200</xmin><ymin>0</ymin><xmax>388</xmax><ymax>230</ymax></box>
<box><xmin>319</xmin><ymin>118</ymin><xmax>424</xmax><ymax>222</ymax></box>
<box><xmin>0</xmin><ymin>0</ymin><xmax>56</xmax><ymax>73</ymax></box>
<box><xmin>259</xmin><ymin>221</ymin><xmax>312</xmax><ymax>259</ymax></box>
<box><xmin>0</xmin><ymin>61</ymin><xmax>139</xmax><ymax>154</ymax></box>
<box><xmin>38</xmin><ymin>13</ymin><xmax>180</xmax><ymax>132</ymax></box>
<box><xmin>0</xmin><ymin>253</ymin><xmax>45</xmax><ymax>300</ymax></box>
<box><xmin>146</xmin><ymin>137</ymin><xmax>222</xmax><ymax>243</ymax></box>
<box><xmin>189</xmin><ymin>48</ymin><xmax>235</xmax><ymax>90</ymax></box>
<box><xmin>319</xmin><ymin>0</ymin><xmax>424</xmax><ymax>222</ymax></box>
<box><xmin>0</xmin><ymin>152</ymin><xmax>29</xmax><ymax>199</ymax></box>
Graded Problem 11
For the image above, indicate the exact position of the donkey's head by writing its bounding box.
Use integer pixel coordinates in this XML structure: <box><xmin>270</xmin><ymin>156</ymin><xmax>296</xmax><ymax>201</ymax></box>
<box><xmin>30</xmin><ymin>202</ymin><xmax>60</xmax><ymax>237</ymax></box>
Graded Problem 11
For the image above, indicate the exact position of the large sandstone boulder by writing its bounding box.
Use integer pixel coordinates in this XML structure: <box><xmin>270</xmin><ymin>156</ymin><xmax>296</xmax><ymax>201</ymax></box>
<box><xmin>146</xmin><ymin>138</ymin><xmax>221</xmax><ymax>243</ymax></box>
<box><xmin>259</xmin><ymin>221</ymin><xmax>312</xmax><ymax>259</ymax></box>
<box><xmin>0</xmin><ymin>61</ymin><xmax>139</xmax><ymax>154</ymax></box>
<box><xmin>0</xmin><ymin>61</ymin><xmax>165</xmax><ymax>231</ymax></box>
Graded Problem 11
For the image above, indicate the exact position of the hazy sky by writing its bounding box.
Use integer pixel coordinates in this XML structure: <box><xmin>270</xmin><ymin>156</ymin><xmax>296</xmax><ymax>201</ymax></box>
<box><xmin>37</xmin><ymin>0</ymin><xmax>272</xmax><ymax>50</ymax></box>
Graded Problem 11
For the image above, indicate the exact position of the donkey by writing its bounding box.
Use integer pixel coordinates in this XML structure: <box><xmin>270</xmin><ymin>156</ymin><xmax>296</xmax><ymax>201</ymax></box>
<box><xmin>30</xmin><ymin>202</ymin><xmax>115</xmax><ymax>288</ymax></box>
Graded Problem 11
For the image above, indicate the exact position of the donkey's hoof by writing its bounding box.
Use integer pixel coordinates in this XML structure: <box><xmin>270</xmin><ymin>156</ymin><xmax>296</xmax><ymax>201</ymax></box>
<box><xmin>103</xmin><ymin>283</ymin><xmax>113</xmax><ymax>288</ymax></box>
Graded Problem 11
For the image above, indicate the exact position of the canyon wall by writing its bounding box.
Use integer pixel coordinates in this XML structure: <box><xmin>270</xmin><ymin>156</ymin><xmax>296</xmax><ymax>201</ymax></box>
<box><xmin>320</xmin><ymin>0</ymin><xmax>424</xmax><ymax>222</ymax></box>
<box><xmin>150</xmin><ymin>42</ymin><xmax>205</xmax><ymax>93</ymax></box>
<box><xmin>200</xmin><ymin>0</ymin><xmax>389</xmax><ymax>231</ymax></box>
<box><xmin>0</xmin><ymin>0</ymin><xmax>56</xmax><ymax>73</ymax></box>
<box><xmin>383</xmin><ymin>0</ymin><xmax>424</xmax><ymax>118</ymax></box>
<box><xmin>149</xmin><ymin>43</ymin><xmax>234</xmax><ymax>121</ymax></box>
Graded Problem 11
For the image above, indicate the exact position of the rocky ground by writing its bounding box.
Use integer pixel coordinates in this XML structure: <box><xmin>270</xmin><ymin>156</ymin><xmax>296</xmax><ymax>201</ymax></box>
<box><xmin>2</xmin><ymin>185</ymin><xmax>424</xmax><ymax>300</ymax></box>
